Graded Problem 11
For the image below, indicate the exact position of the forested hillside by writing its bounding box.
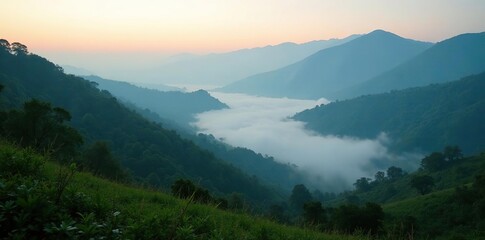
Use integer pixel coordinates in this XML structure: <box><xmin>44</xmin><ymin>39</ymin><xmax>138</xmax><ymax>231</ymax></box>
<box><xmin>83</xmin><ymin>75</ymin><xmax>227</xmax><ymax>127</ymax></box>
<box><xmin>295</xmin><ymin>73</ymin><xmax>485</xmax><ymax>154</ymax></box>
<box><xmin>0</xmin><ymin>40</ymin><xmax>279</xmax><ymax>204</ymax></box>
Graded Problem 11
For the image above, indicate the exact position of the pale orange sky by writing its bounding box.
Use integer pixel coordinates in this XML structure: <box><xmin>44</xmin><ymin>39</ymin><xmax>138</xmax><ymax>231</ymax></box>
<box><xmin>2</xmin><ymin>0</ymin><xmax>485</xmax><ymax>54</ymax></box>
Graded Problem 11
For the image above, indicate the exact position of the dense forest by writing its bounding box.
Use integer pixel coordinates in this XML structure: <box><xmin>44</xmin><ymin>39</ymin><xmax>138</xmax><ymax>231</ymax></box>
<box><xmin>294</xmin><ymin>72</ymin><xmax>485</xmax><ymax>154</ymax></box>
<box><xmin>0</xmin><ymin>40</ymin><xmax>280</xmax><ymax>205</ymax></box>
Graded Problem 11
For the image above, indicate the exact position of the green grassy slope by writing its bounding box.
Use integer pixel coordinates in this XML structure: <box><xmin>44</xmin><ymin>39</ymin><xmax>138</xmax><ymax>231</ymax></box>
<box><xmin>0</xmin><ymin>141</ymin><xmax>362</xmax><ymax>240</ymax></box>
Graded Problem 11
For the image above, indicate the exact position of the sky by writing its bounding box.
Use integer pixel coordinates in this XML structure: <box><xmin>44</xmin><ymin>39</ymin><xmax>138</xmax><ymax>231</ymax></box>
<box><xmin>2</xmin><ymin>0</ymin><xmax>485</xmax><ymax>54</ymax></box>
<box><xmin>194</xmin><ymin>92</ymin><xmax>422</xmax><ymax>191</ymax></box>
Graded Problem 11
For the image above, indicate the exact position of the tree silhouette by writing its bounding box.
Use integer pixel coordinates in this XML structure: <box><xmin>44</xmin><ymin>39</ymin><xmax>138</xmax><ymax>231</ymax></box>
<box><xmin>410</xmin><ymin>175</ymin><xmax>434</xmax><ymax>195</ymax></box>
<box><xmin>303</xmin><ymin>201</ymin><xmax>326</xmax><ymax>225</ymax></box>
<box><xmin>443</xmin><ymin>145</ymin><xmax>463</xmax><ymax>162</ymax></box>
<box><xmin>1</xmin><ymin>99</ymin><xmax>82</xmax><ymax>159</ymax></box>
<box><xmin>421</xmin><ymin>152</ymin><xmax>446</xmax><ymax>171</ymax></box>
<box><xmin>387</xmin><ymin>166</ymin><xmax>404</xmax><ymax>181</ymax></box>
<box><xmin>81</xmin><ymin>141</ymin><xmax>125</xmax><ymax>180</ymax></box>
<box><xmin>289</xmin><ymin>184</ymin><xmax>312</xmax><ymax>211</ymax></box>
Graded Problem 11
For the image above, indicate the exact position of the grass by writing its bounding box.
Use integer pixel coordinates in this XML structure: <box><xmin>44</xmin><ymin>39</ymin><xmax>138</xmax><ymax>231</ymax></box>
<box><xmin>0</xmin><ymin>141</ymin><xmax>366</xmax><ymax>240</ymax></box>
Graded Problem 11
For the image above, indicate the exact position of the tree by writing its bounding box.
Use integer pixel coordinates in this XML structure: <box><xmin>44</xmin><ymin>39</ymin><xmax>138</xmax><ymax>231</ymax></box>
<box><xmin>387</xmin><ymin>166</ymin><xmax>404</xmax><ymax>181</ymax></box>
<box><xmin>10</xmin><ymin>42</ymin><xmax>28</xmax><ymax>55</ymax></box>
<box><xmin>289</xmin><ymin>184</ymin><xmax>313</xmax><ymax>211</ymax></box>
<box><xmin>303</xmin><ymin>201</ymin><xmax>326</xmax><ymax>225</ymax></box>
<box><xmin>332</xmin><ymin>203</ymin><xmax>384</xmax><ymax>235</ymax></box>
<box><xmin>421</xmin><ymin>152</ymin><xmax>446</xmax><ymax>171</ymax></box>
<box><xmin>443</xmin><ymin>145</ymin><xmax>463</xmax><ymax>162</ymax></box>
<box><xmin>81</xmin><ymin>141</ymin><xmax>125</xmax><ymax>180</ymax></box>
<box><xmin>268</xmin><ymin>204</ymin><xmax>287</xmax><ymax>223</ymax></box>
<box><xmin>171</xmin><ymin>179</ymin><xmax>197</xmax><ymax>199</ymax></box>
<box><xmin>1</xmin><ymin>99</ymin><xmax>83</xmax><ymax>159</ymax></box>
<box><xmin>374</xmin><ymin>171</ymin><xmax>386</xmax><ymax>183</ymax></box>
<box><xmin>410</xmin><ymin>175</ymin><xmax>434</xmax><ymax>195</ymax></box>
<box><xmin>354</xmin><ymin>177</ymin><xmax>372</xmax><ymax>192</ymax></box>
<box><xmin>0</xmin><ymin>39</ymin><xmax>10</xmax><ymax>54</ymax></box>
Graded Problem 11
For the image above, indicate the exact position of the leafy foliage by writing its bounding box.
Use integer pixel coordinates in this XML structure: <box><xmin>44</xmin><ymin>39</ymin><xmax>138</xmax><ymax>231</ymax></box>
<box><xmin>295</xmin><ymin>72</ymin><xmax>485</xmax><ymax>154</ymax></box>
<box><xmin>409</xmin><ymin>175</ymin><xmax>434</xmax><ymax>195</ymax></box>
<box><xmin>0</xmin><ymin>40</ymin><xmax>279</xmax><ymax>204</ymax></box>
<box><xmin>0</xmin><ymin>99</ymin><xmax>83</xmax><ymax>160</ymax></box>
<box><xmin>0</xmin><ymin>142</ymin><xmax>363</xmax><ymax>240</ymax></box>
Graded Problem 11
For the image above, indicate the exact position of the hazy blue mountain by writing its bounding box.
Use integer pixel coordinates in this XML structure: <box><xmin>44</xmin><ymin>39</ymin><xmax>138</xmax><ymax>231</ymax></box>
<box><xmin>83</xmin><ymin>75</ymin><xmax>228</xmax><ymax>127</ymax></box>
<box><xmin>61</xmin><ymin>64</ymin><xmax>96</xmax><ymax>76</ymax></box>
<box><xmin>333</xmin><ymin>32</ymin><xmax>485</xmax><ymax>100</ymax></box>
<box><xmin>294</xmin><ymin>72</ymin><xmax>485</xmax><ymax>154</ymax></box>
<box><xmin>138</xmin><ymin>35</ymin><xmax>360</xmax><ymax>86</ymax></box>
<box><xmin>220</xmin><ymin>30</ymin><xmax>432</xmax><ymax>99</ymax></box>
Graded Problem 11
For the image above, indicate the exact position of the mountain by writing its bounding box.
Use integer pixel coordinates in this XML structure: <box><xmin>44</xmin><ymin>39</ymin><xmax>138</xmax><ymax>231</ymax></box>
<box><xmin>138</xmin><ymin>35</ymin><xmax>360</xmax><ymax>86</ymax></box>
<box><xmin>333</xmin><ymin>32</ymin><xmax>485</xmax><ymax>99</ymax></box>
<box><xmin>294</xmin><ymin>72</ymin><xmax>485</xmax><ymax>154</ymax></box>
<box><xmin>220</xmin><ymin>30</ymin><xmax>432</xmax><ymax>99</ymax></box>
<box><xmin>61</xmin><ymin>64</ymin><xmax>96</xmax><ymax>76</ymax></box>
<box><xmin>0</xmin><ymin>41</ymin><xmax>280</xmax><ymax>204</ymax></box>
<box><xmin>82</xmin><ymin>75</ymin><xmax>228</xmax><ymax>127</ymax></box>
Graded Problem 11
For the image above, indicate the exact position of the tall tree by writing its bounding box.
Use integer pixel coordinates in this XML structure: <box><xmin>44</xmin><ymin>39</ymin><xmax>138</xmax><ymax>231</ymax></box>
<box><xmin>1</xmin><ymin>99</ymin><xmax>82</xmax><ymax>159</ymax></box>
<box><xmin>410</xmin><ymin>175</ymin><xmax>435</xmax><ymax>195</ymax></box>
<box><xmin>421</xmin><ymin>152</ymin><xmax>446</xmax><ymax>171</ymax></box>
<box><xmin>81</xmin><ymin>141</ymin><xmax>125</xmax><ymax>180</ymax></box>
<box><xmin>303</xmin><ymin>201</ymin><xmax>326</xmax><ymax>225</ymax></box>
<box><xmin>443</xmin><ymin>145</ymin><xmax>463</xmax><ymax>162</ymax></box>
<box><xmin>387</xmin><ymin>166</ymin><xmax>404</xmax><ymax>181</ymax></box>
<box><xmin>289</xmin><ymin>184</ymin><xmax>313</xmax><ymax>211</ymax></box>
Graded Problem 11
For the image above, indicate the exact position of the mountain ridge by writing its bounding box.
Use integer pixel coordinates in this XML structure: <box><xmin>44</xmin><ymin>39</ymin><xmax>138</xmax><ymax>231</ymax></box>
<box><xmin>220</xmin><ymin>30</ymin><xmax>432</xmax><ymax>99</ymax></box>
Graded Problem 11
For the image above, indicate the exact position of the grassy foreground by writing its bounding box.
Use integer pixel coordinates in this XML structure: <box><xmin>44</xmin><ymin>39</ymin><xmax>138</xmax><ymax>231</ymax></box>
<box><xmin>0</xmin><ymin>142</ymin><xmax>363</xmax><ymax>240</ymax></box>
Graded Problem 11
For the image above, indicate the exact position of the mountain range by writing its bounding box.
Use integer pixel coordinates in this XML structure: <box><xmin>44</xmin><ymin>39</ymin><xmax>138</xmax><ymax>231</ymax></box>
<box><xmin>332</xmin><ymin>32</ymin><xmax>485</xmax><ymax>99</ymax></box>
<box><xmin>220</xmin><ymin>30</ymin><xmax>432</xmax><ymax>99</ymax></box>
<box><xmin>136</xmin><ymin>35</ymin><xmax>359</xmax><ymax>86</ymax></box>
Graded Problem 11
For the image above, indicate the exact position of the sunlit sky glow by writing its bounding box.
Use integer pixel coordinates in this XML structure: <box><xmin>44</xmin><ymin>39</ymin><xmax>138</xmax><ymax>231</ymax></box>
<box><xmin>2</xmin><ymin>0</ymin><xmax>485</xmax><ymax>54</ymax></box>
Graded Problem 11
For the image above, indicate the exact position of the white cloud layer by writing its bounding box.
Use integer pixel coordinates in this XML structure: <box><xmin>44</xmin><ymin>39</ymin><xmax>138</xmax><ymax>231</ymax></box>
<box><xmin>194</xmin><ymin>92</ymin><xmax>419</xmax><ymax>191</ymax></box>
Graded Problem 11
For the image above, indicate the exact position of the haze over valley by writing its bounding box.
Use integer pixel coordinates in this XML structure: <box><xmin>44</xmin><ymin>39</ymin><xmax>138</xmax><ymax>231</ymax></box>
<box><xmin>1</xmin><ymin>1</ymin><xmax>485</xmax><ymax>239</ymax></box>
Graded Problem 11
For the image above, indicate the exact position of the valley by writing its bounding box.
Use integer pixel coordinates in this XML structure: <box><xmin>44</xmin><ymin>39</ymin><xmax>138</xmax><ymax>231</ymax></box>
<box><xmin>1</xmin><ymin>1</ymin><xmax>484</xmax><ymax>238</ymax></box>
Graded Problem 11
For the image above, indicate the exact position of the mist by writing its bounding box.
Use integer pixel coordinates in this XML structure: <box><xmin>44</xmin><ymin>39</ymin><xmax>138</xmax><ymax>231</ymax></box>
<box><xmin>194</xmin><ymin>92</ymin><xmax>421</xmax><ymax>191</ymax></box>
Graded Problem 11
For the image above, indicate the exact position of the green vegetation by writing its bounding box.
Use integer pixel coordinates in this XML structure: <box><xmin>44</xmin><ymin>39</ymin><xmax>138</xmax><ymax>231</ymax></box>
<box><xmin>0</xmin><ymin>142</ymin><xmax>366</xmax><ymax>240</ymax></box>
<box><xmin>295</xmin><ymin>72</ymin><xmax>485</xmax><ymax>154</ymax></box>
<box><xmin>324</xmin><ymin>147</ymin><xmax>485</xmax><ymax>239</ymax></box>
<box><xmin>0</xmin><ymin>39</ymin><xmax>280</xmax><ymax>205</ymax></box>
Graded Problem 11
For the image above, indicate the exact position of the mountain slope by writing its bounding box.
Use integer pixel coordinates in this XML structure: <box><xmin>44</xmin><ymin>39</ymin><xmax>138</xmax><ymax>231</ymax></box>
<box><xmin>83</xmin><ymin>75</ymin><xmax>228</xmax><ymax>127</ymax></box>
<box><xmin>0</xmin><ymin>142</ymin><xmax>359</xmax><ymax>240</ymax></box>
<box><xmin>0</xmin><ymin>41</ymin><xmax>279</xmax><ymax>203</ymax></box>
<box><xmin>221</xmin><ymin>30</ymin><xmax>432</xmax><ymax>99</ymax></box>
<box><xmin>294</xmin><ymin>72</ymin><xmax>485</xmax><ymax>154</ymax></box>
<box><xmin>139</xmin><ymin>35</ymin><xmax>359</xmax><ymax>86</ymax></box>
<box><xmin>334</xmin><ymin>32</ymin><xmax>485</xmax><ymax>99</ymax></box>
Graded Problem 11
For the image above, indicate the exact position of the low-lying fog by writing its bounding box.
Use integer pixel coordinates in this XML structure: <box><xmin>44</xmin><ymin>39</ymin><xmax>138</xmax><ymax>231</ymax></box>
<box><xmin>194</xmin><ymin>92</ymin><xmax>421</xmax><ymax>191</ymax></box>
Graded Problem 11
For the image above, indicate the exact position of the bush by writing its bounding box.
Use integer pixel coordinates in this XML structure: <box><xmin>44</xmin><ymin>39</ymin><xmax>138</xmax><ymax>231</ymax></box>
<box><xmin>0</xmin><ymin>143</ymin><xmax>45</xmax><ymax>177</ymax></box>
